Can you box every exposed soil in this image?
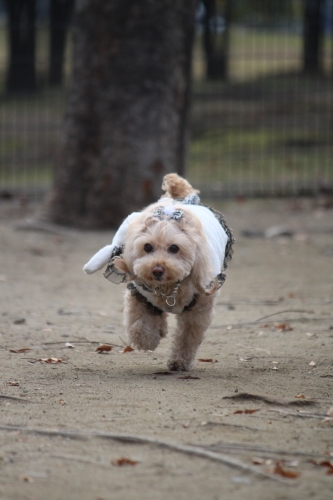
[0,197,333,500]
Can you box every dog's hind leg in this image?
[124,289,168,351]
[167,294,215,371]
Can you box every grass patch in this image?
[188,127,333,190]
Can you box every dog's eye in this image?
[168,244,179,254]
[144,243,154,253]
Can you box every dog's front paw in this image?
[167,358,193,372]
[128,325,161,352]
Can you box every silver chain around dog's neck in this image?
[154,280,181,308]
[136,280,182,309]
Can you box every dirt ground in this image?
[0,196,332,500]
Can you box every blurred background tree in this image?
[47,0,197,228]
[4,0,73,92]
[5,0,37,92]
[303,0,325,74]
[0,0,332,216]
[200,0,232,80]
[49,0,74,86]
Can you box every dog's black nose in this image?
[152,266,164,278]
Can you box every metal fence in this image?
[0,6,332,202]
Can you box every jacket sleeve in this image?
[83,212,140,274]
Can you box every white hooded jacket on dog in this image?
[83,200,229,279]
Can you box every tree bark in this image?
[49,0,74,86]
[47,0,197,228]
[5,0,37,92]
[303,0,325,74]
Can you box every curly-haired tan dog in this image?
[84,174,234,371]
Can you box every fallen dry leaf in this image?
[276,323,294,332]
[272,461,300,479]
[111,457,138,466]
[9,348,32,353]
[311,459,333,474]
[234,409,259,415]
[96,344,112,353]
[198,358,218,363]
[177,375,200,380]
[311,459,333,467]
[21,475,34,483]
[39,358,63,363]
[295,394,305,399]
[122,345,134,353]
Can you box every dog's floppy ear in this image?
[113,256,131,276]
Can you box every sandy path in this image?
[0,197,332,500]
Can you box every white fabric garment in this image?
[83,201,229,277]
[180,204,228,276]
[83,211,140,274]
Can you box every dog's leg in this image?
[124,289,168,351]
[167,294,215,371]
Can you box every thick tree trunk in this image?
[5,0,37,92]
[47,0,197,228]
[202,0,231,80]
[49,0,74,86]
[303,0,324,74]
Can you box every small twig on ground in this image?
[254,309,314,323]
[0,424,290,483]
[206,442,328,460]
[222,393,316,407]
[210,316,333,330]
[51,454,111,467]
[0,394,30,402]
[268,409,327,419]
[118,336,127,347]
[201,421,262,432]
[218,300,285,306]
[41,340,124,349]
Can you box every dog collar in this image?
[127,282,198,315]
[136,280,182,310]
[154,280,181,308]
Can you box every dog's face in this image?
[129,220,196,284]
[114,207,213,291]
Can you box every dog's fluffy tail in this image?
[161,173,200,200]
